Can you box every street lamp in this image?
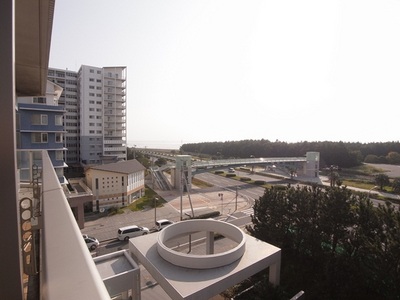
[154,197,158,224]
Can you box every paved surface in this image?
[81,184,252,242]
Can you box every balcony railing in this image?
[40,151,109,299]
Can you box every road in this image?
[85,168,399,255]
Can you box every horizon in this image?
[128,138,400,150]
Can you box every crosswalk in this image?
[241,207,254,216]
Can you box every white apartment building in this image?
[48,65,127,168]
[47,68,80,167]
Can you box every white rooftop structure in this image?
[129,219,281,300]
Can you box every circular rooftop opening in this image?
[157,219,246,269]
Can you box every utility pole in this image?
[154,197,158,225]
[235,186,238,211]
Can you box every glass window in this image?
[55,133,63,143]
[56,150,63,160]
[31,114,48,125]
[55,115,63,126]
[31,133,48,143]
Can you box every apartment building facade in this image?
[78,65,127,165]
[47,65,127,169]
[16,81,67,183]
[47,68,80,168]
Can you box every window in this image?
[55,133,63,143]
[89,123,94,126]
[89,108,94,111]
[31,114,48,125]
[89,93,95,96]
[97,70,101,74]
[56,150,63,160]
[32,133,48,143]
[89,85,95,89]
[96,79,102,83]
[90,69,94,73]
[55,115,63,125]
[33,97,46,104]
[89,78,94,82]
[89,130,95,134]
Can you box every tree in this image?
[392,177,400,194]
[155,157,167,167]
[245,185,400,299]
[386,151,400,164]
[374,173,390,190]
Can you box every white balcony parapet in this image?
[104,147,126,152]
[41,151,109,299]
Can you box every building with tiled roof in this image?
[85,159,146,212]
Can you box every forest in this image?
[180,140,400,168]
[224,185,400,300]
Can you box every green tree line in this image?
[239,185,400,300]
[180,140,400,168]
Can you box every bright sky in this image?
[49,0,400,149]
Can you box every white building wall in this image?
[48,68,80,165]
[78,65,127,165]
[86,169,144,212]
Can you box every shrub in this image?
[254,180,266,185]
[240,177,251,182]
[186,211,221,219]
[215,170,224,174]
[226,173,236,178]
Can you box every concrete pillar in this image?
[268,253,281,286]
[206,231,214,254]
[0,1,24,298]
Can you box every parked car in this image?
[228,168,235,173]
[155,219,175,231]
[83,234,99,251]
[117,225,149,241]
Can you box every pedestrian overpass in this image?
[147,151,320,192]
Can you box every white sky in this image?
[49,0,400,148]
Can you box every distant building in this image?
[85,159,145,212]
[47,68,80,168]
[47,65,127,171]
[16,80,67,183]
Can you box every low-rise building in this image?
[85,159,146,212]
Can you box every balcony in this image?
[28,151,109,299]
[104,146,126,152]
[103,139,125,145]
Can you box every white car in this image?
[117,225,150,241]
[155,219,175,231]
[83,234,99,251]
